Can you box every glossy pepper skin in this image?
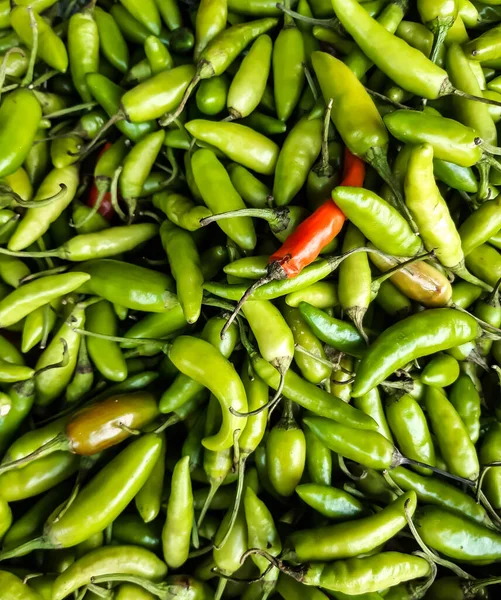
[285,491,416,562]
[352,309,479,397]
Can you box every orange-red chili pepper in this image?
[221,149,365,334]
[269,148,365,277]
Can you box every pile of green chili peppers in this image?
[2,0,501,598]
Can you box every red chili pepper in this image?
[221,149,366,334]
[269,147,365,277]
[86,143,114,221]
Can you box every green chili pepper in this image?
[479,422,501,510]
[298,302,366,358]
[344,0,407,80]
[86,300,127,382]
[296,482,366,521]
[385,393,436,474]
[186,120,279,175]
[68,10,99,103]
[465,243,501,287]
[384,109,483,167]
[11,6,68,72]
[194,0,228,60]
[0,272,89,328]
[51,545,167,600]
[0,89,42,180]
[313,51,408,213]
[243,299,295,400]
[35,304,84,406]
[162,455,193,569]
[244,487,281,599]
[266,400,305,497]
[352,309,479,397]
[273,1,305,121]
[66,338,93,404]
[112,514,161,550]
[415,505,501,563]
[459,196,501,256]
[0,434,163,559]
[0,571,45,599]
[213,496,249,598]
[353,388,393,442]
[168,335,247,451]
[3,486,70,550]
[159,220,203,324]
[264,551,430,595]
[425,386,479,480]
[283,304,330,384]
[159,316,237,415]
[0,451,79,502]
[286,282,338,309]
[120,130,165,208]
[285,490,416,562]
[94,6,129,73]
[304,422,332,485]
[405,143,480,283]
[273,116,322,206]
[421,354,460,387]
[86,73,157,141]
[390,466,491,526]
[8,166,78,251]
[338,224,371,341]
[374,280,411,319]
[446,43,497,154]
[75,259,176,312]
[333,187,420,256]
[118,0,161,35]
[196,74,229,116]
[227,35,272,119]
[192,149,256,249]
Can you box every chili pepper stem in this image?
[451,262,493,291]
[0,536,52,560]
[338,455,366,481]
[429,21,453,65]
[316,99,334,178]
[213,455,247,551]
[303,63,318,102]
[366,147,419,234]
[403,498,474,579]
[478,489,501,531]
[22,7,38,87]
[197,480,223,530]
[159,73,201,128]
[220,262,287,337]
[0,182,67,208]
[91,574,168,596]
[452,304,501,337]
[396,453,476,488]
[276,3,339,30]
[200,207,290,233]
[0,48,24,101]
[71,181,109,229]
[451,88,501,108]
[79,112,126,157]
[476,160,491,202]
[214,575,228,600]
[0,433,70,475]
[71,327,170,351]
[365,87,410,111]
